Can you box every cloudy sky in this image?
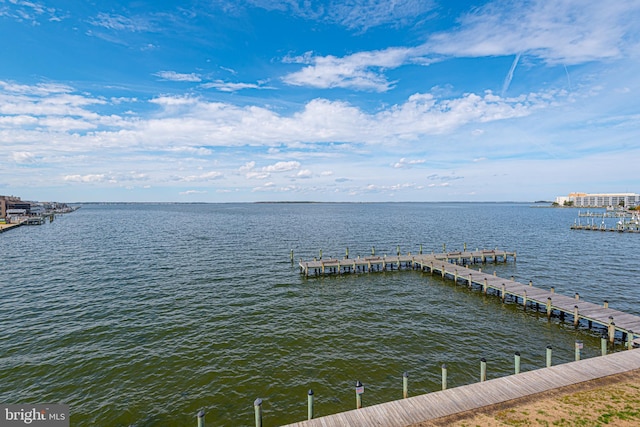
[1,0,639,202]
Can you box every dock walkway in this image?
[299,249,639,345]
[282,349,640,427]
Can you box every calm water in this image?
[1,203,639,426]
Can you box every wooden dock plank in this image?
[282,350,640,427]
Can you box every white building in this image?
[556,192,640,208]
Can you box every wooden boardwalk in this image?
[299,249,639,346]
[282,348,640,427]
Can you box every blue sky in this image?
[1,0,639,202]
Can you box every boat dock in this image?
[299,249,639,346]
[570,223,640,233]
[289,248,640,426]
[282,348,640,427]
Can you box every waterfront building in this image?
[555,192,640,208]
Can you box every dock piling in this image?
[546,346,552,367]
[355,380,363,409]
[601,335,608,356]
[575,341,583,361]
[480,358,487,382]
[514,352,521,374]
[254,398,263,427]
[441,364,447,390]
[608,317,615,343]
[197,410,205,427]
[307,389,314,420]
[402,372,408,399]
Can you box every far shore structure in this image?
[555,192,640,208]
[0,194,76,232]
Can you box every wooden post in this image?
[551,286,555,294]
[397,245,400,256]
[319,249,322,259]
[372,246,375,256]
[197,410,205,427]
[575,340,582,361]
[514,352,521,374]
[575,292,580,301]
[608,317,615,343]
[501,283,506,303]
[441,364,447,390]
[355,380,363,409]
[523,290,528,310]
[604,300,609,308]
[601,335,608,356]
[442,243,446,253]
[345,247,349,259]
[546,297,552,319]
[546,346,552,367]
[254,398,263,427]
[628,331,634,350]
[402,372,408,399]
[573,305,580,327]
[290,249,294,264]
[454,269,458,283]
[419,244,423,254]
[464,242,467,251]
[307,390,314,420]
[529,280,532,287]
[483,278,488,294]
[480,358,487,382]
[468,273,472,288]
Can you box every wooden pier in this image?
[570,223,640,233]
[282,348,640,427]
[299,249,639,346]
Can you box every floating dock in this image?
[299,249,639,346]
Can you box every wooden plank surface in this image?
[282,349,640,427]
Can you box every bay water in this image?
[1,203,639,426]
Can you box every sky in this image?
[1,0,639,203]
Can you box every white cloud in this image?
[425,0,640,65]
[295,169,312,178]
[239,161,256,172]
[63,174,109,183]
[11,151,37,163]
[281,0,640,91]
[201,80,267,92]
[180,171,223,182]
[282,47,412,92]
[262,161,301,172]
[247,0,437,32]
[89,13,154,32]
[392,158,426,168]
[154,71,202,82]
[179,190,207,195]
